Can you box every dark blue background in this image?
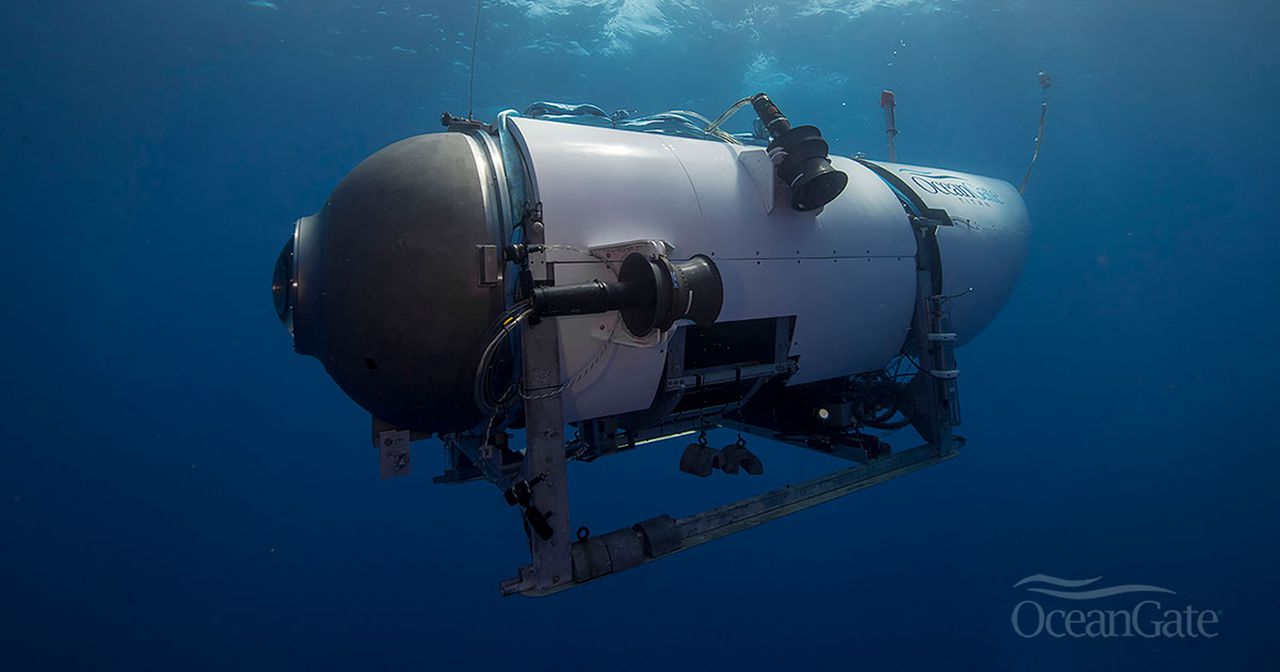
[2,0,1277,669]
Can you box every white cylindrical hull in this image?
[506,117,1028,423]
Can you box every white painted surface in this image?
[868,162,1031,345]
[507,118,1026,421]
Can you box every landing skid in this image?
[499,438,960,596]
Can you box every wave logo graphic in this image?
[1013,574,1176,600]
[897,168,964,180]
[1010,573,1219,639]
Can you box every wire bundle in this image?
[522,100,767,145]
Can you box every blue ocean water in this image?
[2,0,1277,669]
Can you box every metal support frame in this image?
[494,209,965,597]
[734,425,891,465]
[907,220,962,449]
[508,443,956,596]
[500,221,574,596]
[433,432,522,486]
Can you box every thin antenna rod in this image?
[880,90,898,162]
[1019,71,1053,194]
[467,0,482,120]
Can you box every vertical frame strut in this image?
[501,219,573,596]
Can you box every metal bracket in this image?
[475,244,502,286]
[375,429,412,480]
[587,239,672,271]
[738,149,776,214]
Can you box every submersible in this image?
[271,93,1030,595]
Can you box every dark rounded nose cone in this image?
[290,133,503,434]
[271,235,295,328]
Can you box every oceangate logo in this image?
[1010,574,1220,639]
[899,168,1005,206]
